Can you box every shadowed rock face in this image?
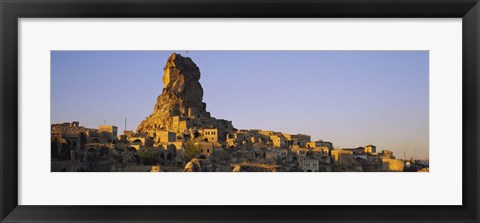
[137,53,235,139]
[161,53,204,114]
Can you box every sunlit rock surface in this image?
[137,53,235,140]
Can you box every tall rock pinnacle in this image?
[161,53,204,112]
[137,53,234,140]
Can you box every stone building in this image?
[364,144,376,153]
[293,147,309,159]
[128,135,153,147]
[196,141,214,158]
[381,158,404,171]
[311,147,329,157]
[98,125,118,142]
[258,130,274,137]
[270,134,286,148]
[343,147,365,155]
[275,148,288,159]
[200,128,218,142]
[152,130,176,145]
[380,150,395,159]
[331,149,354,167]
[51,121,86,151]
[226,130,252,148]
[307,140,333,150]
[301,159,320,172]
[158,144,177,164]
[291,134,311,147]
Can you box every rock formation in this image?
[137,53,235,141]
[183,158,201,172]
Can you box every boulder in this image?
[184,158,201,172]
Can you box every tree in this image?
[139,149,160,165]
[184,141,200,161]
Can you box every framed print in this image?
[1,0,479,222]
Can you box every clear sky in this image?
[51,50,429,160]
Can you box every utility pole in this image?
[125,117,127,132]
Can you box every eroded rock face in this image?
[161,53,204,115]
[184,158,201,172]
[232,165,242,172]
[137,53,235,140]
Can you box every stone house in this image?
[152,130,176,145]
[200,128,218,143]
[196,141,214,158]
[98,125,118,142]
[270,134,286,148]
[307,140,333,150]
[301,159,320,172]
[331,149,354,167]
[364,144,376,153]
[291,134,311,147]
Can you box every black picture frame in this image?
[1,0,479,222]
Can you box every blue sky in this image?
[51,50,429,159]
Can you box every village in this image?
[51,53,429,172]
[51,121,429,172]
